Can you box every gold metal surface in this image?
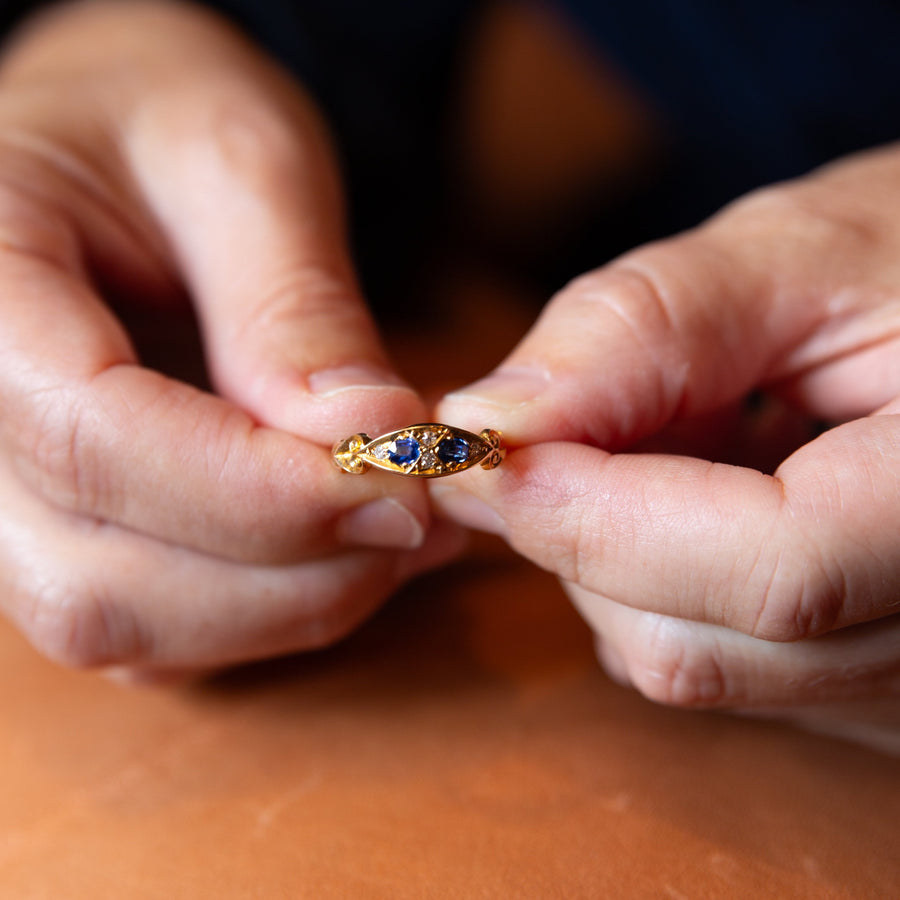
[333,424,505,477]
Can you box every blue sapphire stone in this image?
[437,437,469,465]
[389,437,420,466]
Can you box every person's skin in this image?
[436,144,900,752]
[0,0,466,677]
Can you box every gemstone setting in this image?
[419,429,442,447]
[419,449,439,469]
[387,436,420,466]
[437,437,469,465]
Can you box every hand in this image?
[0,0,461,677]
[436,144,900,751]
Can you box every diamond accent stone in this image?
[419,429,441,447]
[373,444,392,460]
[419,449,439,469]
[437,437,469,465]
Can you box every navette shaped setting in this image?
[332,424,505,478]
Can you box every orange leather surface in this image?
[1,537,898,899]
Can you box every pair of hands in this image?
[1,2,897,747]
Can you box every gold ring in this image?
[333,424,505,477]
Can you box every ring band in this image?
[333,424,505,477]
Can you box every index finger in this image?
[124,31,425,445]
[0,233,428,563]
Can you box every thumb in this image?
[438,228,778,449]
[438,152,900,448]
[128,74,423,444]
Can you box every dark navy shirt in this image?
[4,1,900,300]
[565,1,900,230]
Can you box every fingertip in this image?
[441,365,550,413]
[593,634,634,689]
[290,383,427,446]
[395,516,471,581]
[436,365,551,441]
[102,665,207,687]
[306,363,409,396]
[336,496,428,551]
[240,363,428,445]
[429,481,507,537]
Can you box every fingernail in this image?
[337,497,426,550]
[308,364,410,396]
[595,637,633,689]
[396,518,470,580]
[444,365,550,409]
[103,666,199,687]
[430,485,506,536]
